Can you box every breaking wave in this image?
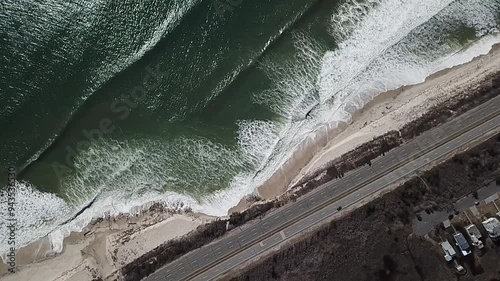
[3,0,500,258]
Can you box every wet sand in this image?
[5,43,500,281]
[254,43,500,203]
[0,208,215,281]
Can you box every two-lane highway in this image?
[144,93,500,281]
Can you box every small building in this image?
[482,217,500,241]
[454,260,466,274]
[453,232,472,256]
[465,224,482,239]
[442,219,451,229]
[465,224,484,249]
[439,240,456,262]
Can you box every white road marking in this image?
[161,105,500,281]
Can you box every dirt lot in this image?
[223,133,500,281]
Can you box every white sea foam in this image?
[133,0,200,61]
[11,0,200,172]
[6,0,500,258]
[319,0,455,104]
[0,182,71,261]
[238,0,500,203]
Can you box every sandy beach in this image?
[0,207,215,281]
[256,43,500,201]
[4,43,500,281]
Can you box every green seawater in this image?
[1,0,500,252]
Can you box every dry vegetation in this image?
[121,76,500,281]
[224,132,500,281]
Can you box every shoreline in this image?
[5,41,500,281]
[0,205,216,281]
[252,42,500,205]
[221,131,500,281]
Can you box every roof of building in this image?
[453,232,470,251]
[442,219,451,228]
[466,224,482,239]
[482,217,500,238]
[439,240,456,261]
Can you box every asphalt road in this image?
[144,93,500,281]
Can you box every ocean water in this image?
[1,0,500,256]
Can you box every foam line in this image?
[4,0,500,258]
